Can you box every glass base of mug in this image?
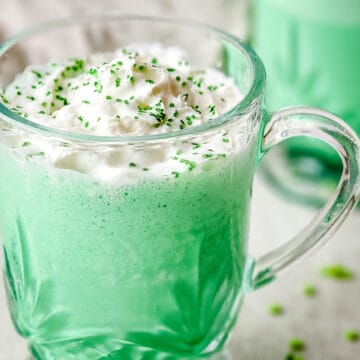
[29,343,233,360]
[260,144,341,208]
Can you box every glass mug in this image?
[250,0,360,205]
[0,15,359,360]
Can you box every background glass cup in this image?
[0,15,359,360]
[250,0,360,206]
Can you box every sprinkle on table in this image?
[303,284,317,298]
[345,330,359,343]
[284,354,304,360]
[268,303,284,316]
[319,264,354,280]
[289,338,305,352]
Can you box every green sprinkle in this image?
[175,76,181,82]
[192,143,201,149]
[22,141,31,147]
[78,116,84,122]
[89,68,98,76]
[16,90,22,96]
[171,171,180,178]
[82,100,91,104]
[151,58,158,65]
[320,264,354,280]
[173,110,179,118]
[203,153,214,159]
[176,149,183,156]
[129,162,137,167]
[142,167,149,172]
[180,159,196,172]
[26,96,35,101]
[181,81,187,87]
[105,95,112,100]
[145,79,155,84]
[46,91,51,96]
[216,153,226,159]
[55,94,69,106]
[41,102,47,108]
[195,78,204,88]
[129,76,136,85]
[138,104,151,112]
[345,330,359,342]
[113,77,121,87]
[303,284,316,298]
[84,121,89,128]
[191,105,202,114]
[289,338,305,352]
[31,70,42,79]
[284,354,304,360]
[169,103,175,108]
[186,116,193,125]
[223,138,230,143]
[38,151,45,157]
[133,63,148,73]
[268,303,284,316]
[221,97,226,102]
[208,104,216,115]
[93,81,103,94]
[167,67,176,72]
[207,85,218,91]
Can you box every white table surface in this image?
[1,174,360,360]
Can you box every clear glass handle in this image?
[249,106,360,290]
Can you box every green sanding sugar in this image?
[268,303,284,316]
[345,330,359,342]
[303,284,317,298]
[319,264,354,280]
[284,354,304,360]
[289,338,305,352]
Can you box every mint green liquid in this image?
[0,140,255,359]
[252,0,360,172]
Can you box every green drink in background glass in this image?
[251,0,360,205]
[0,15,360,360]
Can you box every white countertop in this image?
[1,175,360,360]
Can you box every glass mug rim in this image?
[0,14,266,144]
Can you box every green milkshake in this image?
[0,40,258,359]
[251,0,360,185]
[0,137,255,359]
